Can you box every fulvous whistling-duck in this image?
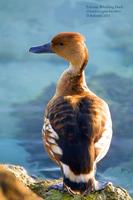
[29,32,112,195]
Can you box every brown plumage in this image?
[30,32,112,195]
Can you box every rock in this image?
[0,164,132,200]
[0,165,42,200]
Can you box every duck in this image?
[29,32,113,195]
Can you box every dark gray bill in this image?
[29,42,54,53]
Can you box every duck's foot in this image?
[48,182,64,192]
[95,180,112,191]
[82,178,95,195]
[48,180,112,195]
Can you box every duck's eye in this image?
[59,42,64,46]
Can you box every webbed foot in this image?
[48,182,64,191]
[95,180,112,191]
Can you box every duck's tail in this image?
[61,162,95,194]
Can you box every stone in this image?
[0,164,132,200]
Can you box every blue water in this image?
[0,0,133,195]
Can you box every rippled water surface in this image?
[0,0,133,195]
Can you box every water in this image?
[0,0,133,196]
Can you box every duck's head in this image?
[29,32,88,71]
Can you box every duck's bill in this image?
[29,42,54,53]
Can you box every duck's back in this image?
[42,94,112,188]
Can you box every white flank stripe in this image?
[47,137,57,144]
[51,144,63,155]
[49,130,59,140]
[43,118,59,140]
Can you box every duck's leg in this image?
[83,179,111,196]
[93,163,112,191]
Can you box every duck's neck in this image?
[55,63,89,96]
[55,45,89,96]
